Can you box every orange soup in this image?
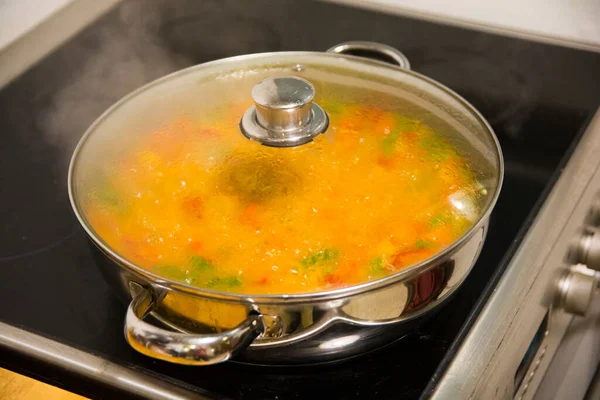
[85,103,483,294]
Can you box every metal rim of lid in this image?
[68,50,503,303]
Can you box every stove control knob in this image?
[568,228,600,271]
[585,193,600,227]
[556,266,597,316]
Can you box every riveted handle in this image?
[124,288,267,365]
[327,41,411,70]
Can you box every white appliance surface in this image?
[323,0,600,50]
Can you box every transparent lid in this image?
[70,52,502,294]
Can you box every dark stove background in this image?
[1,1,599,399]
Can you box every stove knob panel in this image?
[585,193,600,227]
[568,228,600,271]
[556,266,597,316]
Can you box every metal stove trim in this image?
[0,321,209,400]
[431,108,600,399]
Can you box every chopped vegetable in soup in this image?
[85,101,484,294]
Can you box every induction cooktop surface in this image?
[1,1,599,399]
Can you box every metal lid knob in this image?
[240,76,329,147]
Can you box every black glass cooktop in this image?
[1,1,599,399]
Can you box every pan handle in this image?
[326,41,411,70]
[124,288,266,365]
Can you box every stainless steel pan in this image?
[69,42,503,366]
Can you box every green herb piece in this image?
[190,256,213,272]
[184,256,215,285]
[380,116,419,156]
[92,183,129,213]
[460,164,479,186]
[419,133,455,162]
[206,277,219,287]
[95,185,120,205]
[430,214,447,228]
[320,100,344,116]
[153,265,186,281]
[301,248,340,267]
[323,263,336,274]
[415,239,431,249]
[370,257,386,275]
[381,131,402,156]
[395,116,418,133]
[90,181,127,213]
[207,275,243,288]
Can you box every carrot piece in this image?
[403,131,418,142]
[182,197,204,219]
[372,112,397,138]
[199,128,218,136]
[323,261,356,286]
[240,203,259,228]
[391,249,434,269]
[324,274,343,285]
[377,156,395,169]
[189,240,203,252]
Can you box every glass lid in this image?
[69,52,502,295]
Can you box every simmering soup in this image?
[85,101,484,294]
